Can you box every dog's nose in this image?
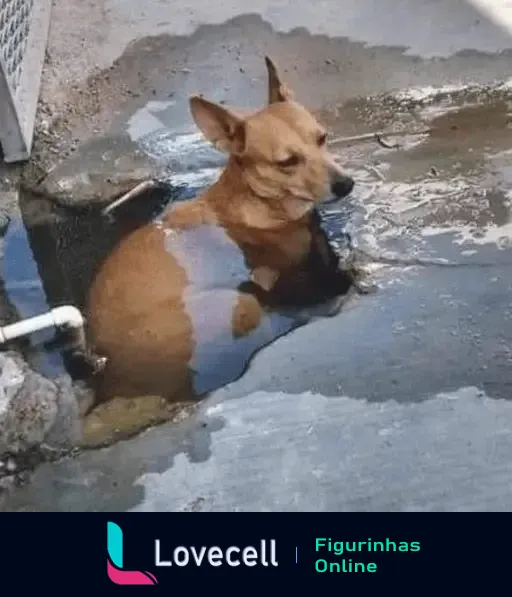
[330,175,354,198]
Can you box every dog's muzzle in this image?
[330,173,354,199]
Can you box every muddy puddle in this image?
[4,79,512,459]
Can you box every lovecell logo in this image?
[107,522,158,585]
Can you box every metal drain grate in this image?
[0,0,51,163]
[0,0,34,92]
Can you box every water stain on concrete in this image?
[22,13,512,185]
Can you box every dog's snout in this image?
[330,175,354,198]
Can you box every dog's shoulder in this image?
[162,197,214,230]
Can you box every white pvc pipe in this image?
[0,306,85,345]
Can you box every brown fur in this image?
[85,57,357,412]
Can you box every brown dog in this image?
[83,57,358,439]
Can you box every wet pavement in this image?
[2,0,512,510]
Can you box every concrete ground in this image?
[3,0,512,510]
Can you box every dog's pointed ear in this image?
[265,56,293,104]
[189,96,246,155]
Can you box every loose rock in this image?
[0,351,86,465]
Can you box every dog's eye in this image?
[276,154,300,168]
[317,132,327,146]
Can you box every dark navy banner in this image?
[0,514,504,589]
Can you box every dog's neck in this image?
[202,156,313,230]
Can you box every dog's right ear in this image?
[189,96,246,155]
[265,56,294,104]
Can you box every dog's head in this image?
[189,57,354,221]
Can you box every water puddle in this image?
[1,219,64,379]
[4,78,512,454]
[3,158,361,450]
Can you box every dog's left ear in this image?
[265,56,294,104]
[189,96,246,155]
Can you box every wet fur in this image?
[84,57,359,413]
